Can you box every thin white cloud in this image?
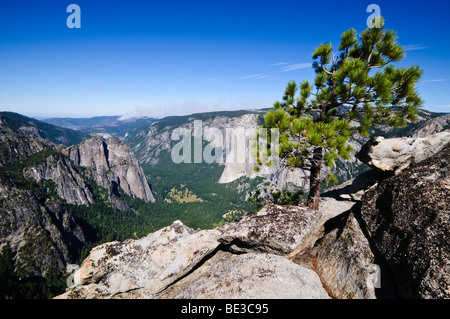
[280,63,311,72]
[404,44,429,51]
[269,62,290,67]
[241,74,270,79]
[419,79,445,83]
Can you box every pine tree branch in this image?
[368,58,393,69]
[367,44,375,65]
[322,68,333,76]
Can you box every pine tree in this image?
[261,19,423,209]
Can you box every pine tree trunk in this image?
[307,147,323,210]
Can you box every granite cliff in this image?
[67,135,155,205]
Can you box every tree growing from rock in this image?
[259,19,423,209]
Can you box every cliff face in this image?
[6,134,155,209]
[25,153,94,206]
[361,143,450,298]
[56,132,450,299]
[67,135,155,203]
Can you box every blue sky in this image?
[0,0,449,118]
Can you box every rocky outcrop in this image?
[356,131,450,173]
[218,204,322,255]
[159,251,329,299]
[280,193,386,299]
[67,135,155,203]
[308,133,450,299]
[56,205,331,299]
[56,135,450,299]
[308,210,381,299]
[360,143,450,298]
[65,221,220,298]
[59,194,396,299]
[322,169,392,202]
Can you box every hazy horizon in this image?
[1,0,449,119]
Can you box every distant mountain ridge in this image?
[42,115,158,140]
[0,111,89,146]
[42,116,122,130]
